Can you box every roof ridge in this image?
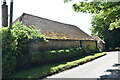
[22,13,77,27]
[21,13,93,39]
[76,26,92,38]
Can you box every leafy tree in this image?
[73,2,120,29]
[71,1,120,50]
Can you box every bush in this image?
[57,50,64,53]
[9,52,106,78]
[2,28,17,77]
[50,50,57,54]
[1,21,47,77]
[28,47,83,66]
[65,50,70,53]
[27,46,100,68]
[81,45,100,54]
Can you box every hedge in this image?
[9,52,106,78]
[28,47,99,67]
[1,21,47,77]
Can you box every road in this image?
[47,51,119,78]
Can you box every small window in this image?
[80,40,82,47]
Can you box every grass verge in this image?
[9,52,106,79]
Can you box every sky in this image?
[1,0,92,35]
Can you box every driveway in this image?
[47,51,119,78]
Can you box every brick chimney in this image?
[2,0,8,27]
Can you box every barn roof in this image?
[14,13,94,40]
[93,36,105,43]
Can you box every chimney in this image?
[2,0,8,27]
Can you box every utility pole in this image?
[9,0,13,29]
[2,0,8,27]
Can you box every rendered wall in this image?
[29,39,80,52]
[82,40,97,48]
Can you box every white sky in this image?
[1,0,92,35]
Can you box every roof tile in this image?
[14,13,94,40]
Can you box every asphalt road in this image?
[47,51,119,78]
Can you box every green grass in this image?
[9,52,106,79]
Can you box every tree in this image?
[73,2,120,29]
[72,1,120,50]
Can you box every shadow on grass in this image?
[99,63,120,80]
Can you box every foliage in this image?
[1,28,17,77]
[7,45,99,74]
[83,45,99,53]
[29,47,84,66]
[9,52,106,78]
[72,1,120,50]
[109,19,120,30]
[50,52,106,74]
[65,50,70,53]
[1,21,47,77]
[72,1,120,31]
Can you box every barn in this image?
[14,13,98,51]
[93,36,105,51]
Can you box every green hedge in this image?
[1,21,47,77]
[9,52,106,78]
[2,29,17,77]
[16,47,85,70]
[29,47,83,66]
[28,46,99,66]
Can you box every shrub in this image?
[65,50,70,53]
[57,50,64,53]
[76,47,82,51]
[70,48,73,51]
[81,45,99,54]
[28,47,85,66]
[9,52,106,78]
[1,21,47,77]
[50,50,57,54]
[1,28,17,77]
